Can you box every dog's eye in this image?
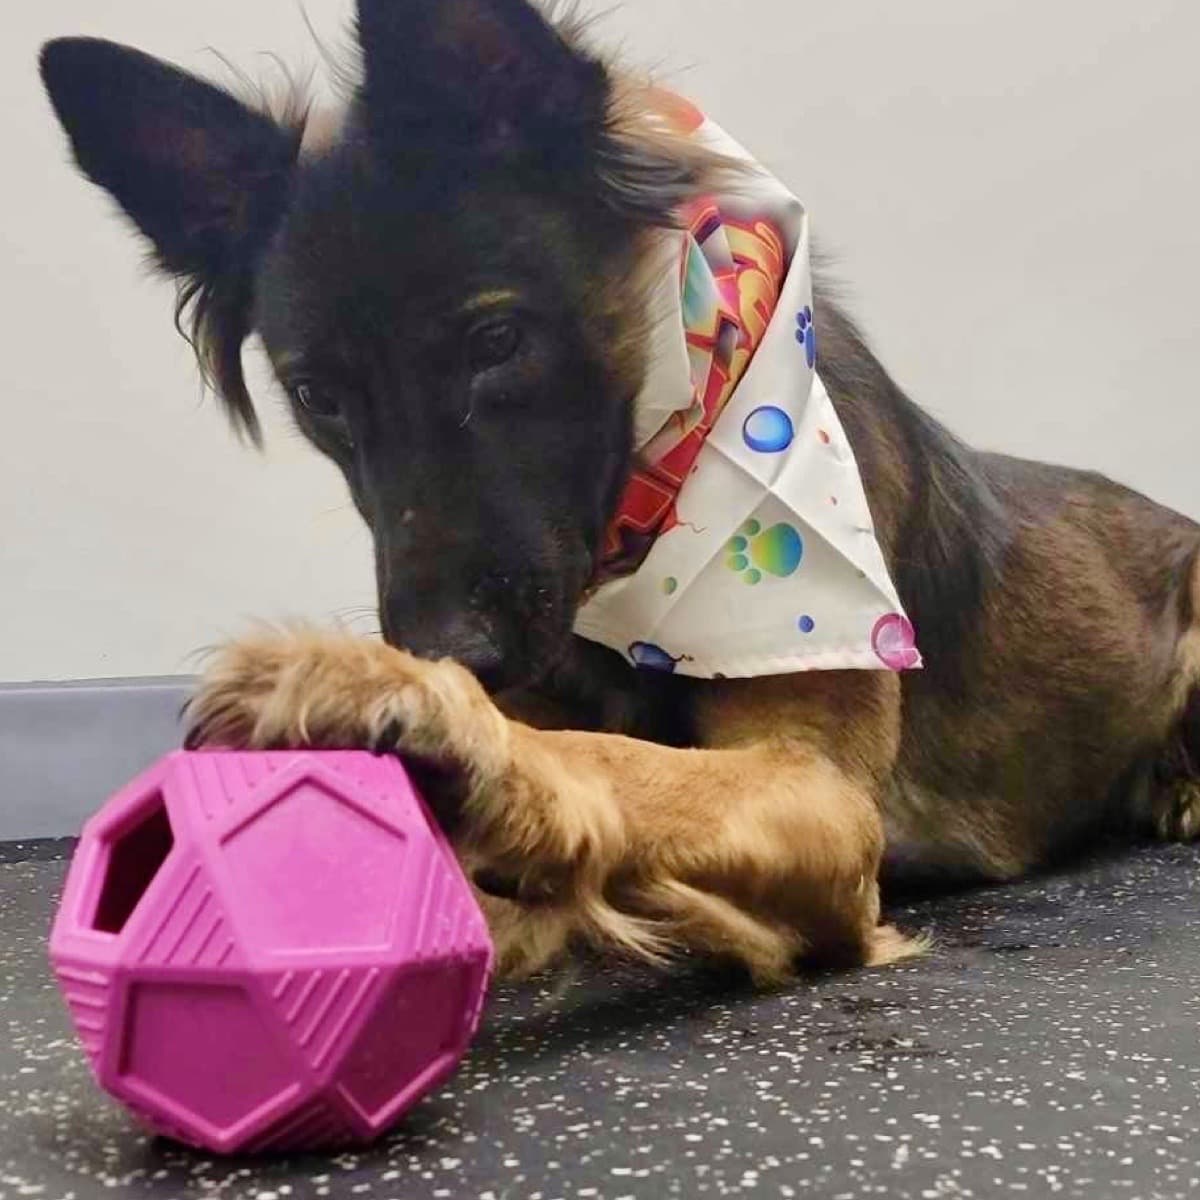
[467,318,522,371]
[290,382,340,419]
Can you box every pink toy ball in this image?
[49,750,494,1155]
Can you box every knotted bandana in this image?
[574,95,920,679]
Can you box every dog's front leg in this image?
[186,630,918,983]
[488,723,920,982]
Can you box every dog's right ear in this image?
[39,37,299,283]
[39,38,303,440]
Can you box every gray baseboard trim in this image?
[0,677,194,840]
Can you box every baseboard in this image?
[0,677,193,840]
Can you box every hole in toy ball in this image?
[92,794,174,934]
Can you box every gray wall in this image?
[0,679,190,838]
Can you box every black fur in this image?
[38,5,1013,707]
[38,4,706,691]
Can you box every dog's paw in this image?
[1151,778,1200,842]
[185,629,622,923]
[184,628,511,787]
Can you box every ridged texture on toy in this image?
[48,750,493,1154]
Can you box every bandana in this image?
[574,95,920,679]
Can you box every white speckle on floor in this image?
[2,846,1200,1198]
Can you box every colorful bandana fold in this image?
[574,96,921,680]
[596,193,787,580]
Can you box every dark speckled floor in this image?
[3,843,1200,1200]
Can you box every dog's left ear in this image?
[357,0,608,159]
[356,0,722,224]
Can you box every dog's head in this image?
[40,0,722,691]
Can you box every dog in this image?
[39,0,1200,984]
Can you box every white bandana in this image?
[574,103,920,679]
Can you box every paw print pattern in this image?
[726,520,805,585]
[795,305,816,369]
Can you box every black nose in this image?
[381,609,509,691]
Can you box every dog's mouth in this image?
[378,590,581,696]
[376,532,597,694]
[379,625,572,696]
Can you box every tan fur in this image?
[1173,555,1200,711]
[176,4,1200,988]
[300,108,346,157]
[183,469,1200,984]
[604,76,746,194]
[187,630,924,984]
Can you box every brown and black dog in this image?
[39,0,1200,983]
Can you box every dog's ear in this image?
[355,0,609,159]
[39,37,303,441]
[355,0,728,224]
